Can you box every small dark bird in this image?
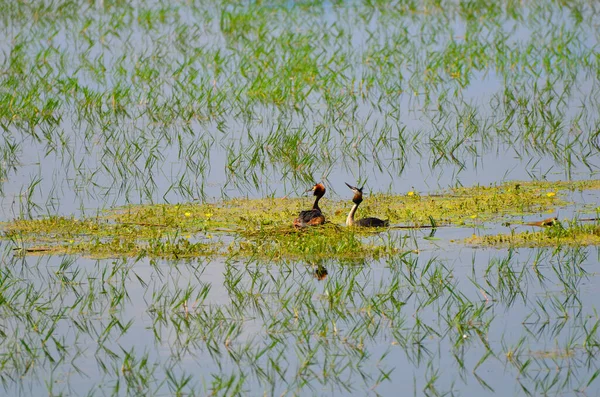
[526,217,558,227]
[294,183,326,228]
[345,183,389,227]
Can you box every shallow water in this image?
[1,0,600,395]
[1,236,599,396]
[1,0,598,219]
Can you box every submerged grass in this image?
[1,1,600,396]
[2,180,598,258]
[1,0,599,216]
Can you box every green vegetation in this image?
[466,221,600,248]
[4,180,597,258]
[0,0,599,395]
[1,0,599,211]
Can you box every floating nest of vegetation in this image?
[2,180,600,259]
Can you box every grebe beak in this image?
[345,182,363,192]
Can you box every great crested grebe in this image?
[345,183,389,228]
[294,183,326,228]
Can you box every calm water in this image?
[2,237,599,396]
[1,0,599,395]
[0,1,598,219]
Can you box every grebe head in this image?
[345,182,364,204]
[307,183,326,197]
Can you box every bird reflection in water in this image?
[312,263,328,281]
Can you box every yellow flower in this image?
[407,191,415,196]
[184,212,191,217]
[546,192,556,197]
[470,214,477,219]
[205,212,213,219]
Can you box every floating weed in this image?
[233,224,398,261]
[466,222,600,248]
[2,179,598,258]
[529,347,576,359]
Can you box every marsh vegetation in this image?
[0,0,599,395]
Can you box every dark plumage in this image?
[294,183,326,228]
[345,183,389,228]
[354,217,389,227]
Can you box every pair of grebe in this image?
[293,183,389,228]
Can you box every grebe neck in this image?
[346,202,360,226]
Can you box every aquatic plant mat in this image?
[3,180,600,259]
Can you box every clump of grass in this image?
[111,198,297,230]
[74,236,218,259]
[232,224,399,261]
[4,216,166,241]
[465,222,600,248]
[380,180,569,225]
[10,234,218,259]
